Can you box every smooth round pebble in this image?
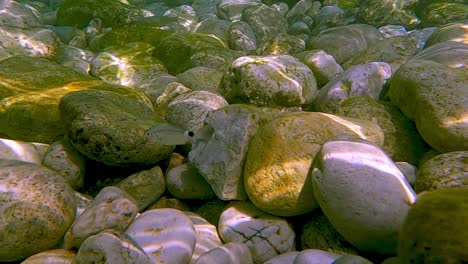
[0,138,42,164]
[76,230,151,264]
[265,251,300,264]
[166,162,216,200]
[310,138,417,254]
[63,186,138,249]
[125,208,197,264]
[331,254,373,264]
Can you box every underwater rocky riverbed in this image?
[0,0,467,263]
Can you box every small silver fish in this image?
[145,123,195,145]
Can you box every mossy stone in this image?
[398,189,468,263]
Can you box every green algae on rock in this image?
[59,89,174,166]
[424,20,468,48]
[154,32,241,75]
[388,41,468,153]
[306,24,383,64]
[419,3,468,27]
[0,56,152,143]
[56,0,145,28]
[398,188,468,263]
[414,151,468,193]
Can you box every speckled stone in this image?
[218,201,296,263]
[388,41,468,152]
[242,4,287,47]
[43,139,86,189]
[310,138,417,254]
[414,151,468,192]
[398,189,468,263]
[0,160,76,262]
[244,111,384,216]
[146,195,191,211]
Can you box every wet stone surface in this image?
[0,0,467,262]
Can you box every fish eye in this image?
[187,131,195,137]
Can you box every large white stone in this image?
[310,138,417,254]
[125,208,197,264]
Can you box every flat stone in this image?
[310,138,417,254]
[218,201,296,263]
[244,111,384,216]
[189,104,283,200]
[0,160,76,262]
